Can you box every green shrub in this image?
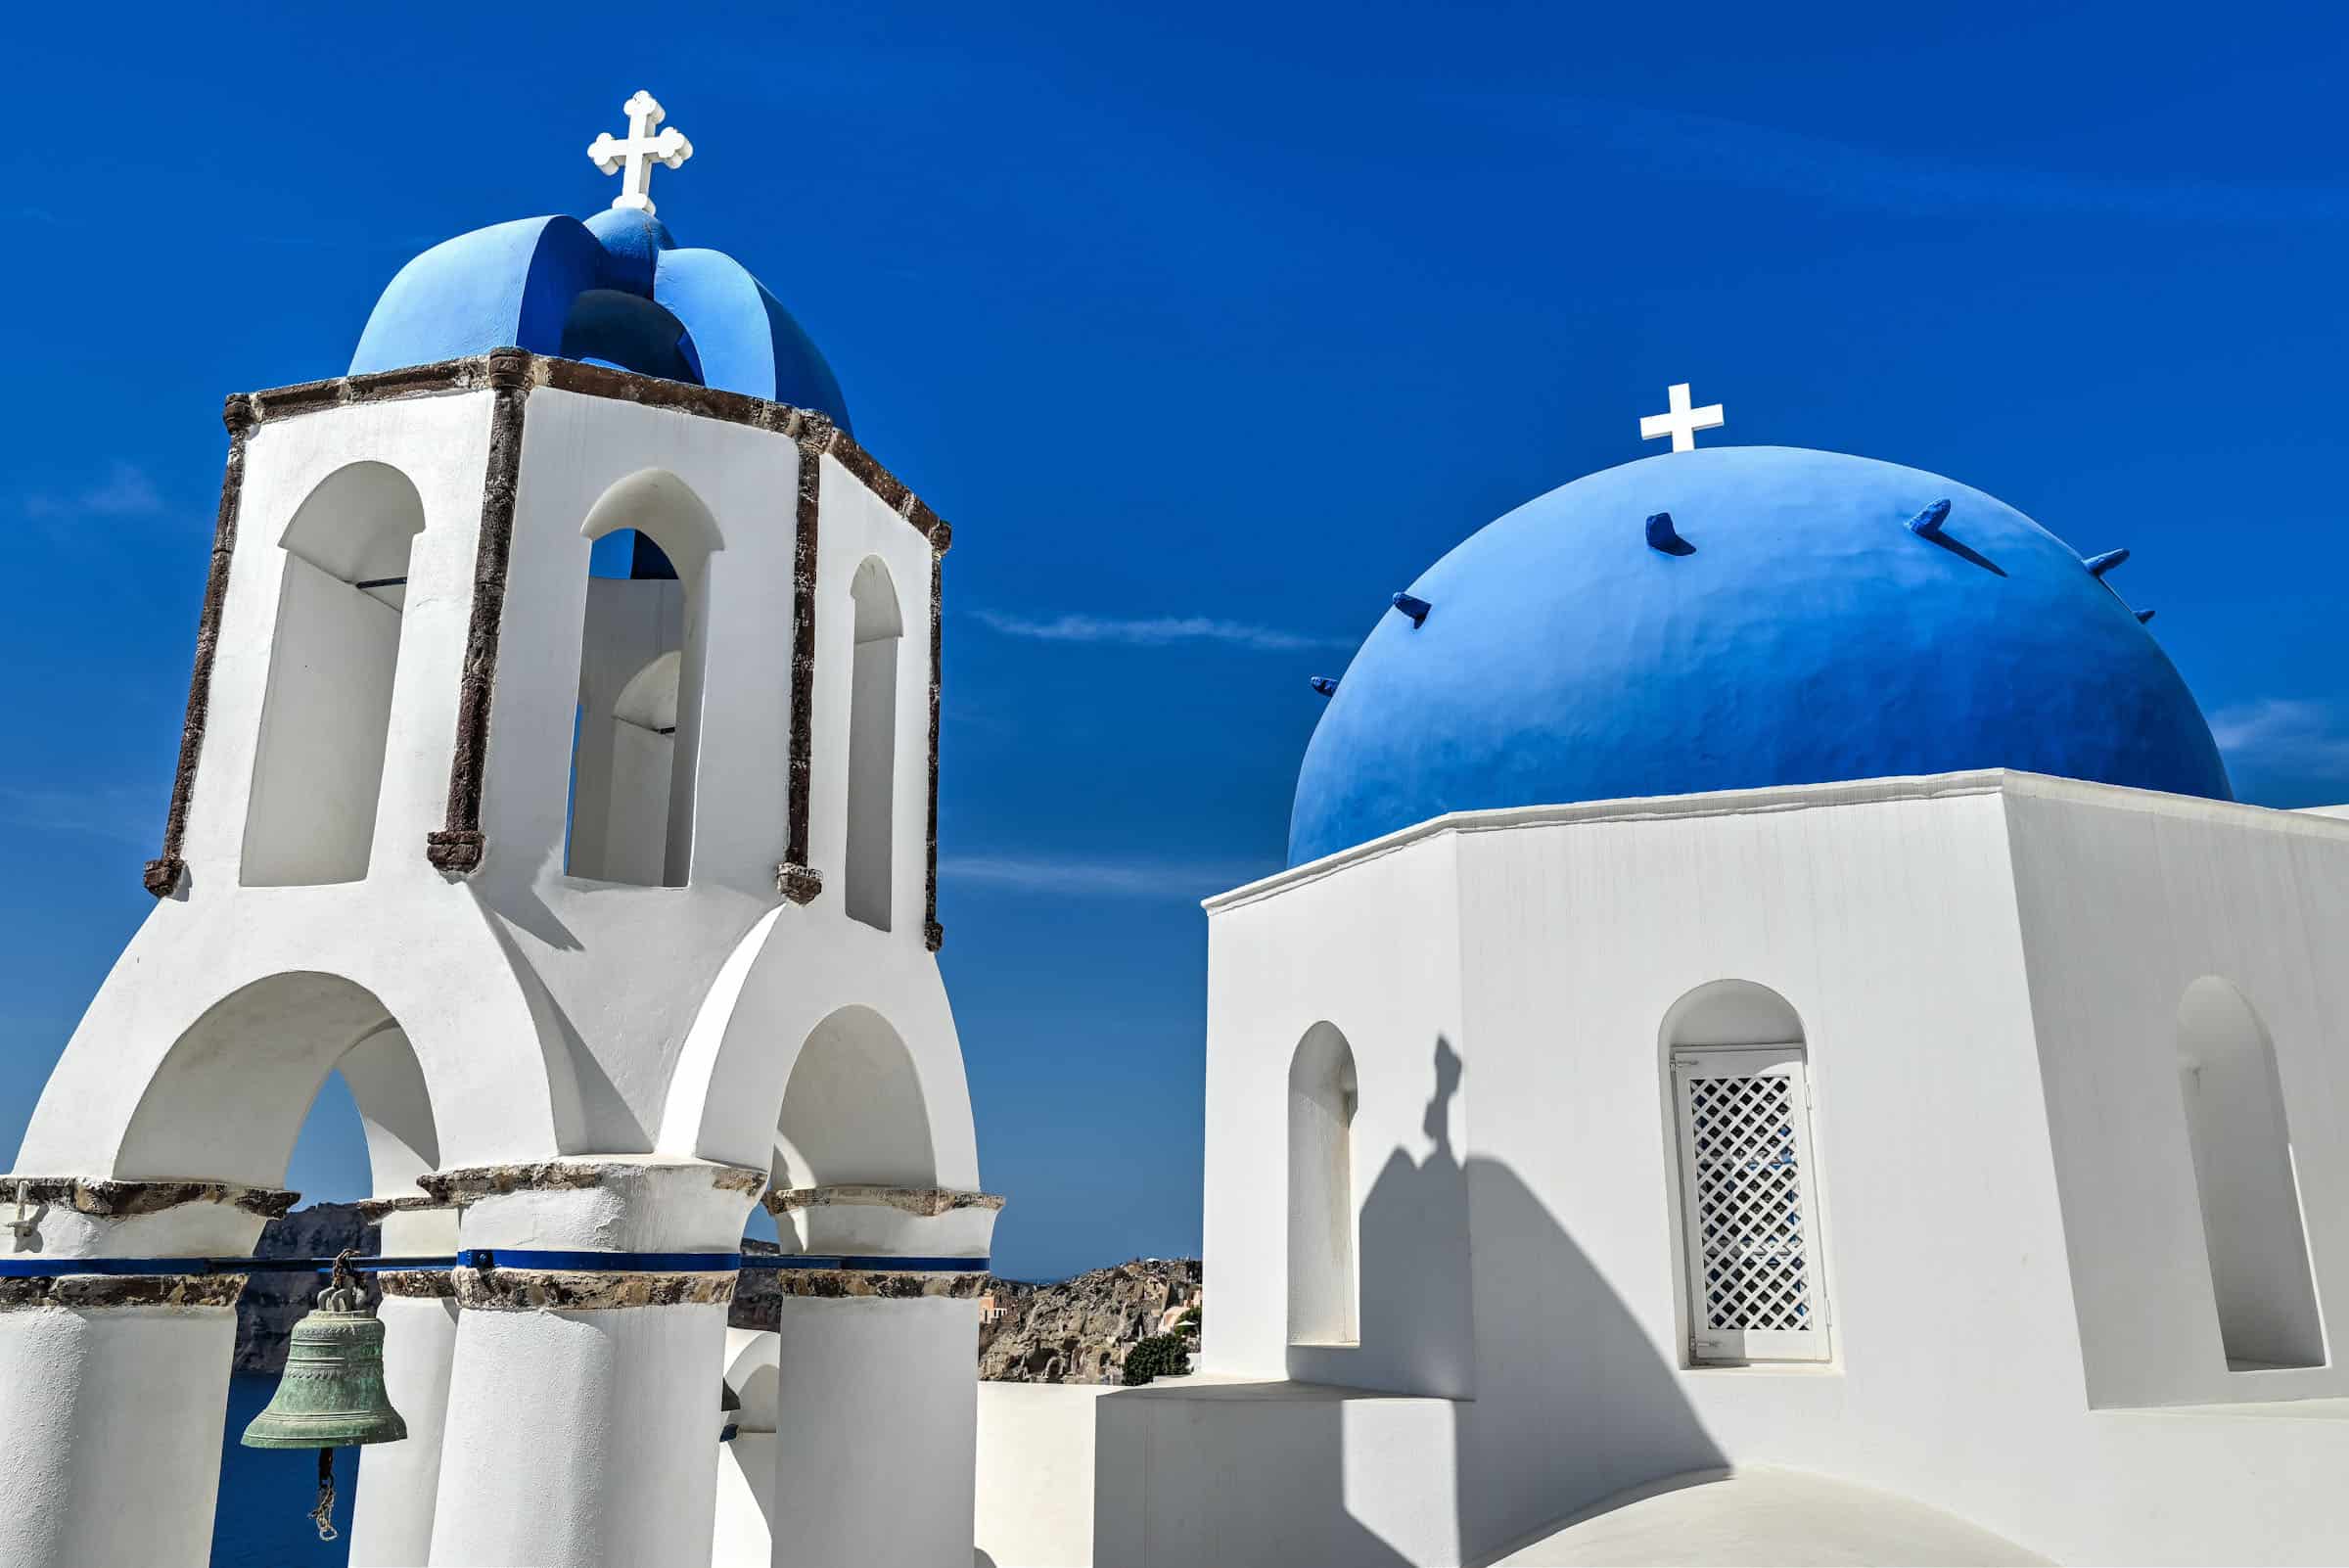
[1121,1333,1191,1386]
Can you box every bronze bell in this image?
[243,1251,407,1540]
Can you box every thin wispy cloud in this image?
[941,853,1275,898]
[974,609,1350,653]
[1485,97,2349,226]
[0,784,161,847]
[23,463,166,521]
[2210,699,2349,781]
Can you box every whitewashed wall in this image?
[1203,831,1471,1397]
[1132,773,2349,1567]
[20,383,972,1192]
[15,391,577,1181]
[2004,776,2349,1409]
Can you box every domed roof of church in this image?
[1289,444,2232,866]
[350,206,852,430]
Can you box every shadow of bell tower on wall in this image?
[1337,1035,1476,1399]
[1345,1036,1730,1560]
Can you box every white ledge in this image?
[1206,769,2349,914]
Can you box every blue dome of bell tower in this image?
[1289,445,2232,866]
[349,191,851,428]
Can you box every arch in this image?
[566,470,724,886]
[2176,977,2325,1368]
[1288,1022,1359,1346]
[845,557,903,932]
[1659,980,1830,1362]
[558,288,706,385]
[651,909,981,1186]
[774,1004,937,1190]
[338,1021,442,1196]
[1662,978,1807,1050]
[242,462,425,887]
[115,973,438,1197]
[17,909,582,1184]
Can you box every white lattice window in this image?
[1672,1045,1831,1363]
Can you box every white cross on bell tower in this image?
[587,91,694,216]
[1639,382,1727,453]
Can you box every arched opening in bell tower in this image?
[242,462,425,887]
[564,470,723,886]
[844,557,902,931]
[773,1003,937,1190]
[113,972,451,1557]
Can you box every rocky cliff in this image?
[234,1202,379,1375]
[734,1247,1202,1384]
[240,1214,1200,1388]
[977,1258,1202,1384]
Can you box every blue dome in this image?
[1289,445,2231,865]
[349,208,851,429]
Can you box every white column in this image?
[713,1329,781,1568]
[770,1290,981,1568]
[349,1200,461,1568]
[425,1159,762,1568]
[0,1177,287,1568]
[763,1185,1001,1568]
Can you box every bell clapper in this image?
[312,1448,339,1543]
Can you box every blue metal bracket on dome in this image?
[1309,676,1339,697]
[1390,592,1432,627]
[2083,548,2131,577]
[742,1254,990,1273]
[1645,512,1694,555]
[2137,607,2157,623]
[1907,499,1951,539]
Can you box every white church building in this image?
[1075,411,2349,1565]
[7,94,2349,1568]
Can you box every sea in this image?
[213,1376,354,1567]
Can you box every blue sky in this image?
[5,3,2346,1280]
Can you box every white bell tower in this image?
[3,100,997,1568]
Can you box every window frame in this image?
[1670,1042,1833,1365]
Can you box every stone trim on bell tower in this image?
[140,352,952,928]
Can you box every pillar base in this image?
[0,1176,286,1568]
[350,1199,461,1568]
[770,1288,982,1568]
[423,1159,761,1568]
[757,1186,1000,1568]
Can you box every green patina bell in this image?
[243,1252,409,1450]
[243,1251,407,1542]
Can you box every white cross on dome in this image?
[587,91,694,216]
[1639,382,1727,453]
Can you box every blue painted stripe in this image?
[743,1255,990,1273]
[459,1249,741,1273]
[0,1257,227,1278]
[0,1255,454,1278]
[0,1250,991,1278]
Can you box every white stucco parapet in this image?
[1207,767,2349,913]
[1166,763,2349,1565]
